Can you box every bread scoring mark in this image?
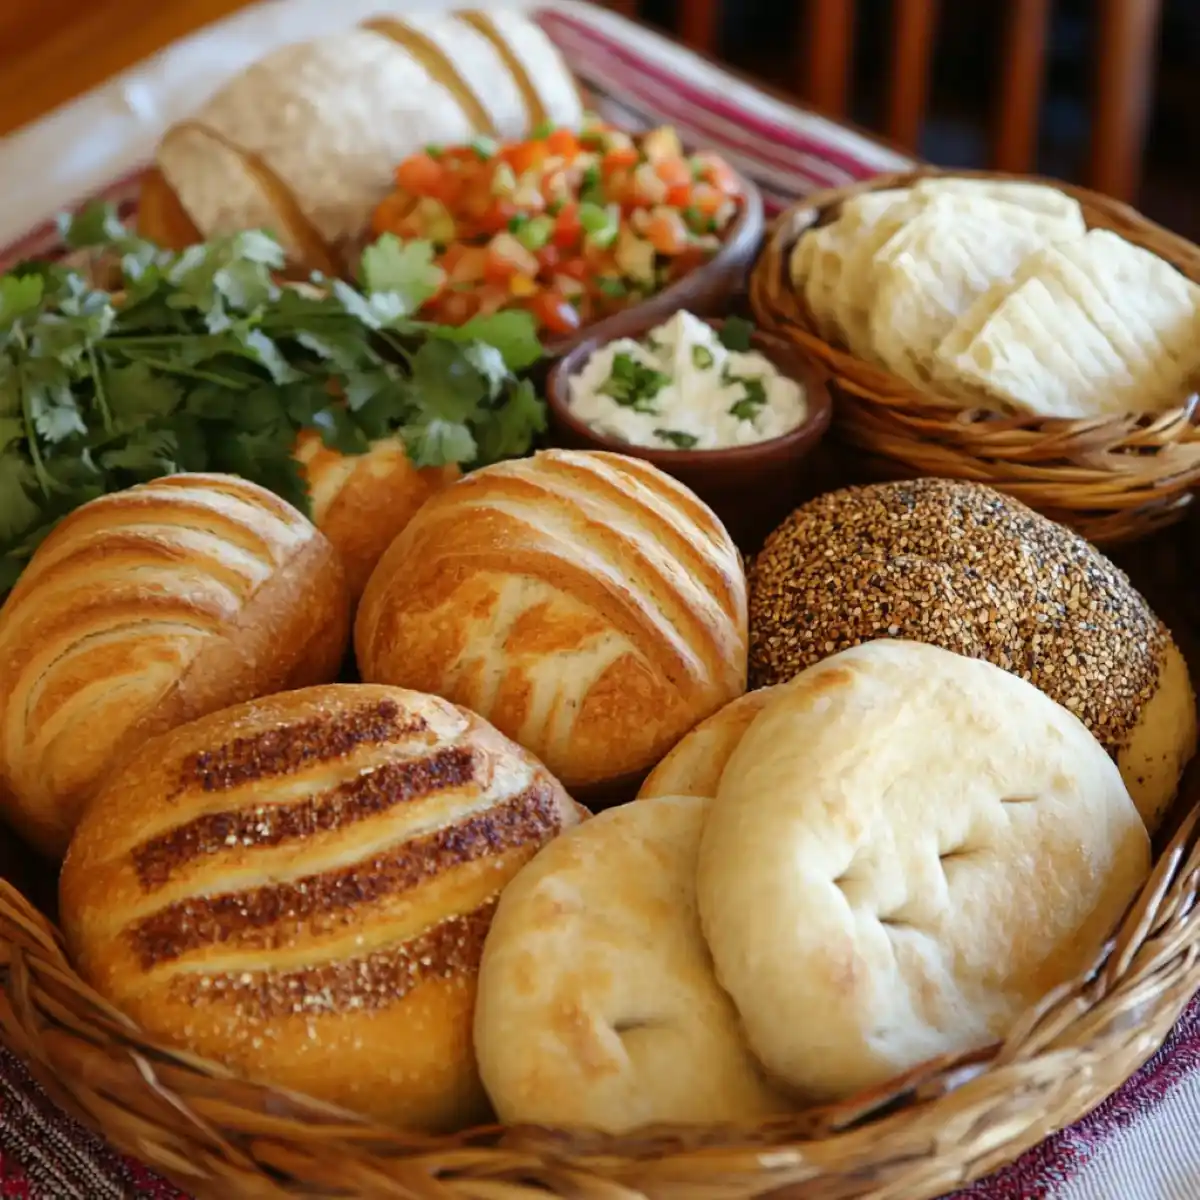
[128,782,563,969]
[134,745,478,890]
[456,11,548,126]
[1000,794,1039,805]
[178,700,424,794]
[172,896,499,1018]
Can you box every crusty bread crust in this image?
[0,474,350,857]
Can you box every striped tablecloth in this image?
[1,3,1198,1197]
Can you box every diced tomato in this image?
[665,183,693,209]
[476,199,519,235]
[529,290,583,336]
[552,203,583,250]
[500,140,548,176]
[604,168,631,205]
[395,153,448,199]
[536,244,561,273]
[440,244,488,284]
[602,147,639,175]
[545,129,580,159]
[644,207,689,254]
[427,289,482,326]
[654,157,693,189]
[371,192,414,236]
[557,257,590,281]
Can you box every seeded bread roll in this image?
[140,13,584,267]
[748,478,1197,832]
[0,475,350,858]
[355,449,749,794]
[293,432,460,600]
[60,684,581,1131]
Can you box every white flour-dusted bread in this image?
[355,450,748,792]
[141,12,584,266]
[60,684,581,1130]
[0,475,350,858]
[293,431,459,601]
[474,795,790,1131]
[697,640,1150,1103]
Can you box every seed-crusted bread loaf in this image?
[60,684,581,1131]
[748,478,1197,832]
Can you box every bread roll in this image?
[0,474,350,858]
[294,432,459,600]
[60,684,581,1130]
[698,639,1150,1103]
[474,794,789,1131]
[748,478,1197,832]
[355,449,748,792]
[638,688,780,801]
[142,14,583,268]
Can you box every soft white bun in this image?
[474,794,790,1131]
[0,474,350,858]
[698,639,1150,1103]
[356,450,748,790]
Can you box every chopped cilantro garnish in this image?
[531,120,556,140]
[728,398,759,421]
[580,164,604,206]
[470,135,499,160]
[727,376,768,422]
[600,352,669,413]
[691,344,715,370]
[718,316,756,352]
[655,428,699,449]
[594,276,628,298]
[507,214,530,233]
[424,143,444,160]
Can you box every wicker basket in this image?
[748,168,1200,547]
[0,523,1198,1200]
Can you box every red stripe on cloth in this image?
[537,9,898,181]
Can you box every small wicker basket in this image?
[748,169,1200,547]
[1,524,1200,1200]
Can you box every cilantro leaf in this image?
[311,405,370,456]
[718,316,756,352]
[59,202,133,249]
[432,310,543,372]
[402,417,477,467]
[474,380,546,466]
[104,362,181,423]
[600,353,670,413]
[0,456,41,540]
[27,374,87,443]
[407,339,490,423]
[0,416,24,453]
[98,428,180,476]
[0,275,44,329]
[360,235,445,316]
[655,428,699,449]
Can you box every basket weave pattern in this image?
[2,528,1200,1200]
[748,169,1200,547]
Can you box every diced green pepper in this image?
[515,214,555,251]
[471,135,499,160]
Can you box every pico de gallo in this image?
[369,118,744,337]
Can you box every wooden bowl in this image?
[546,315,833,547]
[542,173,765,358]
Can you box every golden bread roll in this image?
[355,449,748,792]
[142,13,583,267]
[474,794,790,1131]
[698,639,1150,1103]
[60,684,581,1130]
[0,474,350,858]
[293,432,460,600]
[749,478,1197,832]
[638,687,780,801]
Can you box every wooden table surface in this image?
[0,0,259,137]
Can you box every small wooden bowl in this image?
[546,316,833,547]
[542,173,765,358]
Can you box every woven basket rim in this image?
[2,733,1200,1198]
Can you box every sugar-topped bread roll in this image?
[0,474,350,857]
[749,478,1197,832]
[60,684,581,1130]
[356,450,748,793]
[698,640,1150,1103]
[474,794,789,1131]
[294,432,459,600]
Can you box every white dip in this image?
[566,311,807,450]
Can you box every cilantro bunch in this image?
[0,206,546,593]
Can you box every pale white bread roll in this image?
[748,478,1197,832]
[0,475,350,858]
[59,684,581,1130]
[638,688,780,801]
[355,450,748,791]
[867,197,1086,386]
[147,15,583,267]
[293,432,460,601]
[474,794,790,1131]
[697,639,1151,1103]
[934,228,1200,417]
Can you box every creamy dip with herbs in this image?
[566,312,807,450]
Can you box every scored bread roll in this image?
[60,684,581,1130]
[355,449,749,793]
[748,478,1197,832]
[0,474,350,858]
[141,13,584,267]
[474,794,790,1131]
[293,432,460,600]
[697,640,1150,1103]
